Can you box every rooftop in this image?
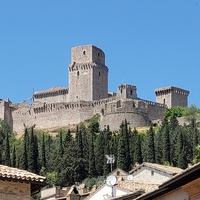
[0,164,46,184]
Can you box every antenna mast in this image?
[105,154,115,172]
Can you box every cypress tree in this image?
[58,130,64,156]
[64,129,72,148]
[117,132,126,170]
[95,131,105,175]
[123,119,131,170]
[28,127,36,173]
[155,129,162,164]
[146,125,156,163]
[4,132,11,166]
[34,134,39,173]
[80,123,89,172]
[162,117,170,164]
[41,133,46,169]
[88,130,97,177]
[134,133,143,164]
[103,127,112,175]
[12,145,16,168]
[177,131,187,169]
[130,128,138,164]
[75,126,83,158]
[21,128,28,170]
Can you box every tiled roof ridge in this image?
[34,86,68,95]
[144,162,183,174]
[129,162,183,175]
[108,168,128,177]
[0,165,46,183]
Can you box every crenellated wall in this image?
[0,45,190,135]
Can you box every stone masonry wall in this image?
[0,180,30,200]
[10,96,167,135]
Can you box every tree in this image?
[28,127,38,173]
[21,128,29,170]
[41,133,46,169]
[4,132,11,166]
[134,133,143,164]
[95,132,105,175]
[117,131,127,170]
[12,145,16,168]
[88,130,97,177]
[117,120,131,171]
[177,131,187,169]
[161,117,170,164]
[146,125,155,163]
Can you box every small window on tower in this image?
[130,90,133,95]
[99,71,100,76]
[163,99,165,105]
[77,71,79,76]
[83,51,86,55]
[97,52,100,57]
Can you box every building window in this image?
[130,90,133,95]
[163,99,165,105]
[83,51,86,55]
[99,71,100,76]
[77,71,79,76]
[117,100,122,108]
[151,171,154,176]
[97,52,100,57]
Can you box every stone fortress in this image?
[0,45,190,136]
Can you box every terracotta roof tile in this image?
[34,87,68,95]
[0,165,46,183]
[129,162,183,175]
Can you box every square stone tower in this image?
[117,84,137,99]
[155,86,190,108]
[68,45,108,102]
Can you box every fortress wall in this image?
[140,99,166,121]
[0,100,4,120]
[11,98,113,134]
[101,112,149,131]
[34,93,69,104]
[171,92,188,107]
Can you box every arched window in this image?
[83,50,86,55]
[97,51,100,57]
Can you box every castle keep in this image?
[0,45,190,135]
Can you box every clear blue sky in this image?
[0,1,200,107]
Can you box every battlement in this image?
[155,86,189,96]
[68,62,108,72]
[117,84,137,99]
[71,45,105,65]
[155,86,189,108]
[1,44,190,135]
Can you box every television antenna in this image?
[127,175,134,181]
[105,154,115,172]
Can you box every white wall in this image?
[131,166,172,185]
[155,188,189,200]
[88,184,129,200]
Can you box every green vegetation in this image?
[0,109,200,190]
